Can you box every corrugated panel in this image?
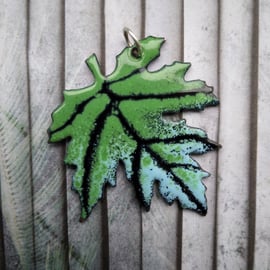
[0,1,35,268]
[29,1,68,269]
[0,0,269,269]
[65,1,104,269]
[182,1,218,269]
[217,1,254,269]
[254,0,270,268]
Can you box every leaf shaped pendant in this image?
[48,28,219,221]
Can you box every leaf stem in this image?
[85,54,105,82]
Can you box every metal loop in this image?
[123,27,142,58]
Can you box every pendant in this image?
[48,28,219,221]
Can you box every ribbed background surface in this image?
[0,0,269,269]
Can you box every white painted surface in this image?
[29,0,69,268]
[254,0,270,269]
[182,1,219,269]
[217,1,253,269]
[0,1,34,269]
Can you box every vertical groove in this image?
[180,0,185,64]
[141,0,145,38]
[140,2,145,269]
[176,1,184,269]
[100,0,106,76]
[213,0,221,269]
[0,176,6,269]
[62,0,70,268]
[247,0,259,268]
[176,211,182,270]
[26,0,37,268]
[101,190,109,270]
[139,204,143,270]
[101,1,109,269]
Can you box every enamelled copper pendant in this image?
[48,28,219,221]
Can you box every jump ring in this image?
[123,27,142,58]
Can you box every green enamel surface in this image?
[49,55,104,133]
[119,93,218,140]
[149,139,215,168]
[139,149,197,209]
[119,92,218,117]
[49,94,109,143]
[107,36,165,82]
[87,115,137,212]
[110,62,207,96]
[48,34,219,219]
[172,167,209,208]
[64,95,109,193]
